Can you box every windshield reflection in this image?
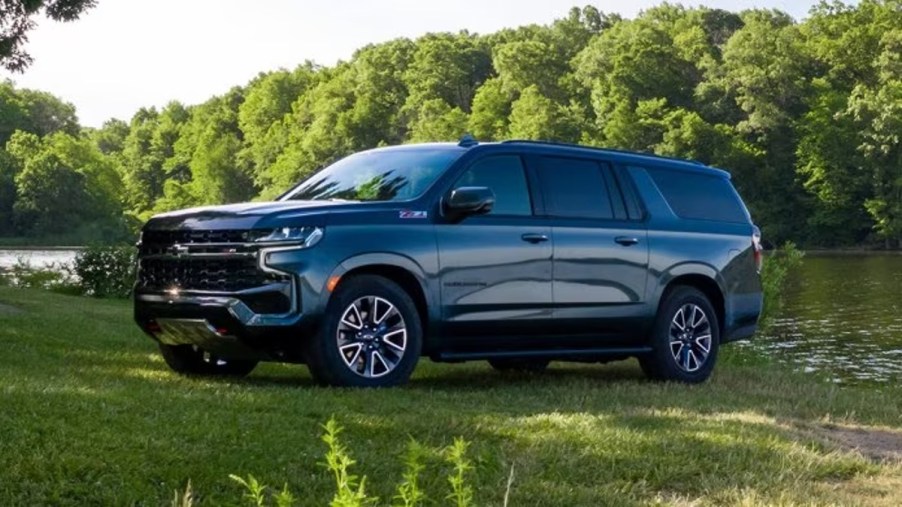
[282,147,464,202]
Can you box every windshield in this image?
[281,147,465,202]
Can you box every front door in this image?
[436,154,553,347]
[530,155,649,340]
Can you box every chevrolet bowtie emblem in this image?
[169,244,190,256]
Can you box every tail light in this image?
[752,226,763,274]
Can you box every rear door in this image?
[529,155,649,340]
[436,154,554,346]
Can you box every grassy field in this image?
[1,287,900,506]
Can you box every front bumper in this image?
[135,284,302,328]
[134,229,336,360]
[135,290,316,362]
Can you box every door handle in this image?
[615,236,639,246]
[521,233,549,244]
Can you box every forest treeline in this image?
[0,1,899,247]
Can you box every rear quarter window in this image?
[645,167,749,223]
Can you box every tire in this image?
[305,275,422,387]
[159,344,258,377]
[488,358,550,373]
[639,286,720,383]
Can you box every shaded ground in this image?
[0,302,22,315]
[816,425,902,462]
[1,287,901,506]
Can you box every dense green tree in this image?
[119,103,188,216]
[508,85,580,142]
[0,80,78,144]
[1,2,900,248]
[6,130,122,237]
[0,149,17,234]
[468,77,513,140]
[238,64,316,181]
[118,108,163,213]
[796,80,872,245]
[403,32,492,114]
[575,13,698,149]
[170,89,255,208]
[89,118,129,155]
[846,28,902,246]
[407,99,468,143]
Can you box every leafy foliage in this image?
[0,0,97,72]
[0,256,75,291]
[1,1,901,247]
[0,246,134,297]
[226,417,475,507]
[760,242,805,328]
[71,245,135,298]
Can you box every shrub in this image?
[0,257,78,293]
[759,241,805,329]
[71,245,136,298]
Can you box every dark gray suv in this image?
[134,139,763,387]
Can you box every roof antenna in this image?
[458,134,478,148]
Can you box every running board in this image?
[435,346,652,362]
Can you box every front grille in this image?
[137,229,289,293]
[142,229,262,246]
[138,257,287,292]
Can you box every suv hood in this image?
[143,200,353,231]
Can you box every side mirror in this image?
[444,186,495,218]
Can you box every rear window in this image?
[645,167,748,223]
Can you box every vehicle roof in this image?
[362,140,732,179]
[493,140,731,178]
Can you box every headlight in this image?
[254,226,324,247]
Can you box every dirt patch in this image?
[0,302,23,315]
[816,424,902,462]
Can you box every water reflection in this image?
[0,249,79,269]
[756,253,902,384]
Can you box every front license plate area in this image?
[155,318,231,347]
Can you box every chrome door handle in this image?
[615,236,639,246]
[521,233,549,244]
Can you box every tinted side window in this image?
[645,167,748,223]
[535,157,614,219]
[455,155,532,216]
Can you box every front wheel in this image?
[159,344,258,377]
[639,286,720,383]
[305,275,422,387]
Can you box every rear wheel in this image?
[639,286,719,383]
[159,344,258,377]
[488,358,550,373]
[305,275,422,387]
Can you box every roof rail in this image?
[500,139,707,166]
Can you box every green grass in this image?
[1,287,900,506]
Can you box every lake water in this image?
[755,253,902,384]
[0,249,899,383]
[0,249,79,270]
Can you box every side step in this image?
[434,346,652,363]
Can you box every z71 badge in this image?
[399,210,428,219]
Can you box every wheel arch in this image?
[327,254,438,350]
[656,266,727,339]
